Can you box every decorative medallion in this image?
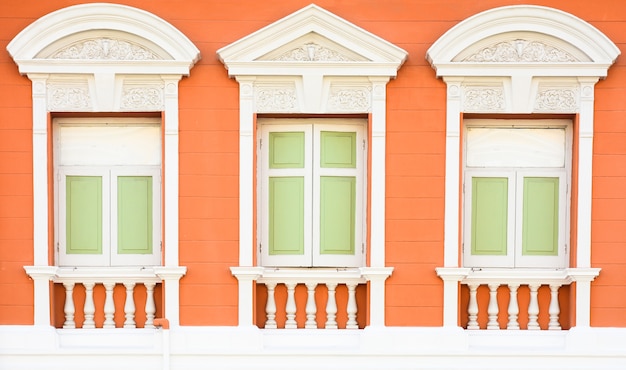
[463,39,577,62]
[256,87,298,112]
[463,86,505,112]
[535,88,578,112]
[273,43,352,61]
[51,38,159,60]
[121,86,163,110]
[48,85,91,110]
[328,87,371,112]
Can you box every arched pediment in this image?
[427,5,619,77]
[7,3,200,75]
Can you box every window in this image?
[463,120,571,268]
[54,118,161,267]
[259,118,366,267]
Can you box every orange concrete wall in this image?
[1,0,626,327]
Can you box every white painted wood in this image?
[265,282,278,329]
[325,283,338,329]
[507,284,520,330]
[144,282,156,328]
[360,267,393,327]
[487,284,500,330]
[346,283,358,329]
[83,282,96,329]
[103,282,116,328]
[467,283,479,330]
[527,284,540,330]
[229,266,263,328]
[63,282,76,329]
[305,283,317,329]
[285,283,297,329]
[548,284,561,330]
[123,282,136,328]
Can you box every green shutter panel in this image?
[522,177,559,256]
[471,177,508,256]
[117,176,153,255]
[320,176,355,255]
[269,177,305,255]
[269,132,305,168]
[66,176,102,255]
[320,131,356,168]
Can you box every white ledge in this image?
[436,267,600,285]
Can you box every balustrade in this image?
[257,269,366,329]
[459,269,573,330]
[53,267,162,329]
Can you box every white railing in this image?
[257,268,367,329]
[459,269,573,330]
[53,267,162,329]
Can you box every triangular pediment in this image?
[218,4,406,75]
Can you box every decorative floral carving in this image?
[51,38,159,60]
[463,87,505,112]
[256,88,298,112]
[328,87,371,112]
[273,43,352,61]
[121,87,163,110]
[535,88,578,112]
[463,40,577,62]
[48,86,91,110]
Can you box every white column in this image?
[548,284,562,330]
[230,267,263,327]
[507,284,520,330]
[527,284,540,330]
[123,282,137,328]
[161,76,182,267]
[62,282,76,329]
[325,283,338,329]
[83,282,96,329]
[285,283,297,329]
[467,283,479,330]
[154,267,187,327]
[346,283,359,329]
[435,267,469,328]
[103,282,116,328]
[569,268,601,328]
[237,77,256,267]
[486,284,500,330]
[24,266,56,327]
[264,282,277,329]
[304,282,317,329]
[368,78,390,268]
[361,267,393,327]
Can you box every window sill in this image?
[436,267,601,285]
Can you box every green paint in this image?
[320,176,355,255]
[522,177,559,256]
[269,132,305,169]
[269,177,304,255]
[471,177,508,256]
[320,131,356,168]
[117,176,153,255]
[66,176,102,255]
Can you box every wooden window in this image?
[259,119,365,267]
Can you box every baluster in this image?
[285,283,297,329]
[103,282,116,328]
[83,282,96,328]
[264,283,277,329]
[62,282,76,329]
[123,282,137,328]
[487,283,500,330]
[305,283,318,329]
[507,284,520,330]
[527,284,540,330]
[325,283,338,329]
[467,283,479,330]
[346,283,358,329]
[144,282,156,328]
[548,284,562,330]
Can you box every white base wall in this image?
[1,326,626,370]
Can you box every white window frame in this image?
[463,120,572,269]
[258,118,366,267]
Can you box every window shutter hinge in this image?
[259,138,262,149]
[362,243,365,254]
[56,242,59,252]
[160,241,163,252]
[259,243,262,253]
[362,139,365,150]
[565,244,567,253]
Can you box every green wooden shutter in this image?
[320,176,355,255]
[66,176,102,255]
[268,131,306,256]
[117,176,153,255]
[522,177,559,256]
[471,177,508,256]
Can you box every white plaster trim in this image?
[427,5,618,329]
[219,4,406,328]
[9,3,199,328]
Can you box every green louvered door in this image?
[260,120,365,267]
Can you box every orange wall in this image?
[2,0,626,327]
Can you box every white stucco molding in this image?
[219,4,407,328]
[427,5,619,329]
[8,3,200,327]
